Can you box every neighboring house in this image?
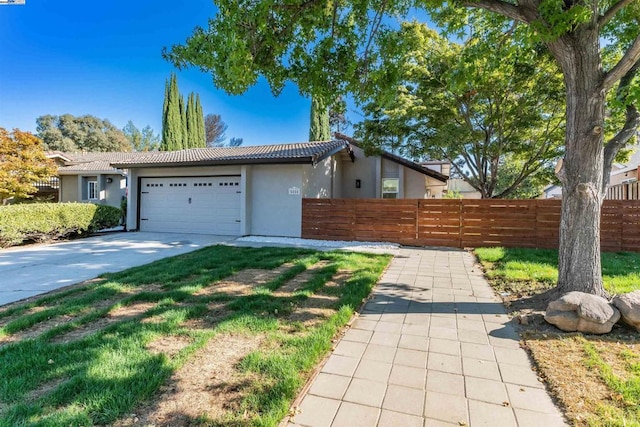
[542,184,563,199]
[109,139,449,238]
[52,152,149,208]
[447,178,483,199]
[609,149,640,186]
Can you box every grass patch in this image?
[474,247,640,295]
[477,246,640,427]
[0,245,390,426]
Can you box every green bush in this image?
[0,203,122,247]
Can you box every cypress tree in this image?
[185,93,195,148]
[178,93,187,150]
[161,78,170,151]
[195,94,206,147]
[309,97,331,141]
[162,73,183,151]
[161,74,207,150]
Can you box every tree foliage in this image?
[309,97,331,141]
[36,114,131,152]
[355,18,565,198]
[0,128,57,204]
[195,94,206,147]
[164,0,640,296]
[329,97,351,135]
[123,121,160,152]
[161,73,206,150]
[205,114,228,146]
[229,137,243,147]
[161,73,184,151]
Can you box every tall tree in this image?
[161,73,184,151]
[36,114,131,152]
[0,128,57,204]
[195,94,206,147]
[162,78,170,150]
[185,93,197,148]
[123,121,160,152]
[163,0,640,297]
[204,114,228,146]
[309,97,331,141]
[355,19,565,199]
[179,94,187,150]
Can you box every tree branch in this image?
[598,0,636,27]
[462,0,530,23]
[603,35,640,91]
[602,61,640,193]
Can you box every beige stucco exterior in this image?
[58,173,125,207]
[120,147,448,238]
[250,164,303,237]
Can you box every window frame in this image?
[381,178,400,199]
[87,180,98,200]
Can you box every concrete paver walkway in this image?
[287,247,567,427]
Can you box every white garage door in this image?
[139,176,241,235]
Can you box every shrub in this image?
[0,203,122,247]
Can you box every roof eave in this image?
[110,157,317,169]
[58,169,126,176]
[311,142,350,165]
[334,133,449,183]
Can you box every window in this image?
[382,178,399,199]
[88,181,98,200]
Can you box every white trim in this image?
[87,181,98,200]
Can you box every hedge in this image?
[0,203,122,247]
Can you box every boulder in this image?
[612,290,640,331]
[544,291,620,334]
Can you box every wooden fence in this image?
[302,199,640,252]
[607,181,640,200]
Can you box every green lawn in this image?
[0,245,390,426]
[474,247,640,295]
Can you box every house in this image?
[609,148,640,186]
[446,178,483,199]
[107,139,449,238]
[51,152,150,208]
[542,184,563,199]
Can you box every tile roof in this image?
[110,141,349,168]
[58,161,124,174]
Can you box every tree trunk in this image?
[549,29,608,298]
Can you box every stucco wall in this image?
[59,175,79,203]
[59,174,125,208]
[250,164,303,237]
[302,158,332,198]
[404,167,427,198]
[103,175,126,207]
[332,158,343,198]
[340,146,378,198]
[425,176,447,198]
[610,169,638,185]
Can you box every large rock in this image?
[612,290,640,331]
[544,291,620,334]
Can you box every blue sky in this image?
[0,0,313,145]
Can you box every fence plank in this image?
[301,198,640,252]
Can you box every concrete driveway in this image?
[0,232,235,306]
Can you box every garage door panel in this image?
[140,176,241,235]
